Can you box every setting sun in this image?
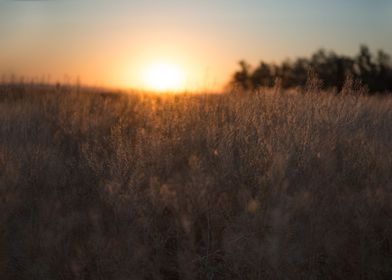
[143,62,185,92]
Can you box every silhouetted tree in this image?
[276,60,295,88]
[375,50,392,92]
[251,62,275,88]
[231,45,392,94]
[233,60,251,90]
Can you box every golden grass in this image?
[0,82,391,279]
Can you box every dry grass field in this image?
[0,80,391,279]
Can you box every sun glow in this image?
[143,62,185,92]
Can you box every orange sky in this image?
[1,0,391,92]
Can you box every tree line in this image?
[232,45,392,93]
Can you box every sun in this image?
[143,62,185,92]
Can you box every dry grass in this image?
[0,82,391,279]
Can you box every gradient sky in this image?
[1,0,391,91]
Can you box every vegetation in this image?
[0,79,391,279]
[232,45,392,93]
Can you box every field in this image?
[0,81,391,279]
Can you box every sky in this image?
[0,0,391,91]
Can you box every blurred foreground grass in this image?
[0,83,391,279]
